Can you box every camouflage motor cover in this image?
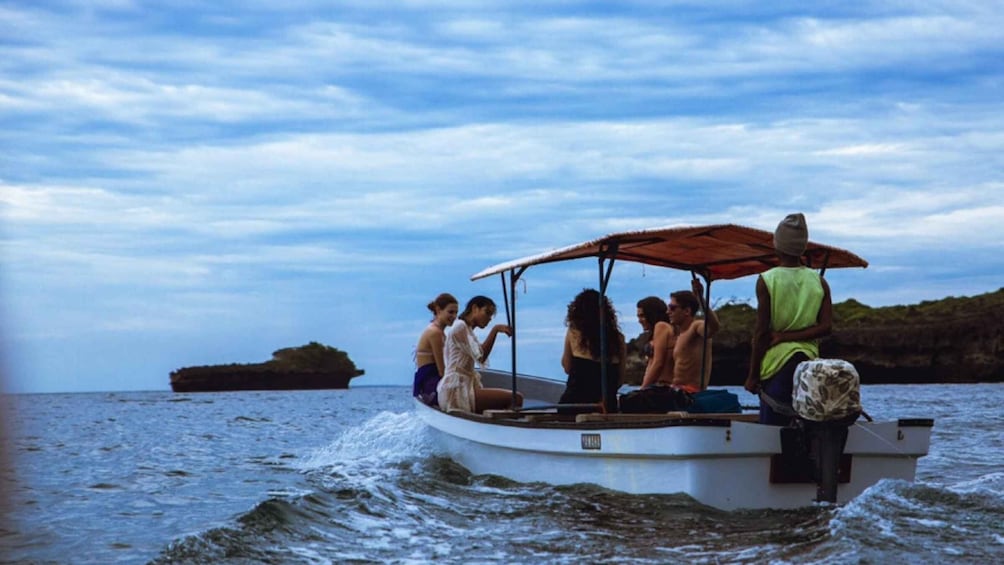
[793,359,862,421]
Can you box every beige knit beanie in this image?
[774,213,808,256]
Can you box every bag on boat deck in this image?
[618,385,693,413]
[687,389,741,414]
[793,359,862,422]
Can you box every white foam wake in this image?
[295,410,433,479]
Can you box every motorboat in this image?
[414,224,933,510]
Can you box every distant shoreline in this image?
[644,287,1004,385]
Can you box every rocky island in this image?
[170,342,364,393]
[624,287,1004,385]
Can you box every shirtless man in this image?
[622,279,720,412]
[666,278,720,392]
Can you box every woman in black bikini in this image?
[636,296,671,367]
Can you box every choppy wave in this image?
[10,389,996,564]
[150,407,1004,564]
[152,412,817,563]
[828,476,1004,564]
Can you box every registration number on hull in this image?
[581,433,602,450]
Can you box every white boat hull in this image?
[415,374,932,510]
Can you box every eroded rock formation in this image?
[170,342,364,392]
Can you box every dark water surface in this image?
[1,384,1001,564]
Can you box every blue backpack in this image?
[687,389,741,414]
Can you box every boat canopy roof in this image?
[471,223,867,282]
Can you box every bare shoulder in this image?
[653,321,673,339]
[429,325,446,342]
[680,320,704,341]
[421,324,443,340]
[662,322,678,348]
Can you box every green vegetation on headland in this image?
[625,287,1004,385]
[170,342,364,393]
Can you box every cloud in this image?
[814,187,1004,246]
[2,1,1002,392]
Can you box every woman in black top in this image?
[559,289,626,412]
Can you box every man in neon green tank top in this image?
[745,213,833,425]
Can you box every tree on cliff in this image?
[624,288,1003,385]
[267,341,363,375]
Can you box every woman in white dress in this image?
[437,296,523,413]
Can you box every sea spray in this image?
[297,410,433,477]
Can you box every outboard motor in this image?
[792,359,862,503]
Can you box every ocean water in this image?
[1,384,1002,564]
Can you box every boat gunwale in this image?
[897,418,935,427]
[419,399,934,433]
[426,402,747,430]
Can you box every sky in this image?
[1,1,1002,394]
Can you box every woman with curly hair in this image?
[558,288,626,412]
